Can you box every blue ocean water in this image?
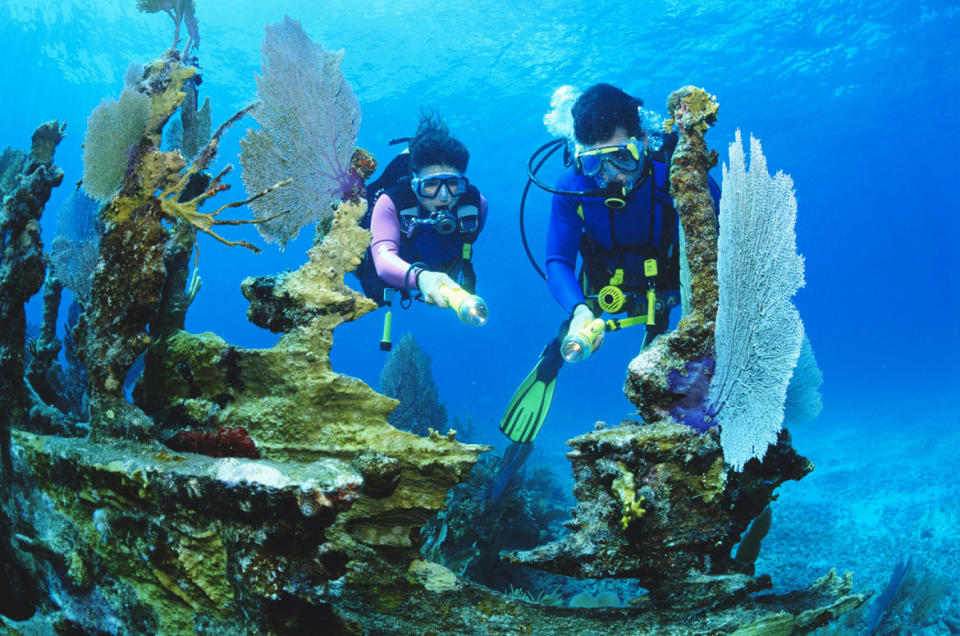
[2,0,959,617]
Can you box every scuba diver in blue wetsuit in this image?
[499,83,720,445]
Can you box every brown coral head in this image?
[352,451,401,499]
[350,147,377,180]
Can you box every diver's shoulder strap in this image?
[456,185,483,238]
[397,205,419,222]
[651,160,673,203]
[366,152,411,209]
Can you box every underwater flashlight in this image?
[561,317,606,363]
[437,283,489,327]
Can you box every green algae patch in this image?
[610,462,646,530]
[666,454,727,503]
[407,559,458,593]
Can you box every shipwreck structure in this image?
[0,15,860,633]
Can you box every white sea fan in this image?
[708,130,805,471]
[784,335,824,426]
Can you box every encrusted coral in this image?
[0,121,65,472]
[165,426,261,459]
[80,51,290,440]
[504,422,809,589]
[625,86,720,427]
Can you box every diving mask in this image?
[411,173,468,199]
[574,139,643,178]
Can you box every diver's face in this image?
[413,164,462,214]
[588,126,646,188]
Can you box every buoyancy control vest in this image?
[575,159,682,318]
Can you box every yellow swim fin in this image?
[499,337,563,444]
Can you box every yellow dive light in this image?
[437,283,489,327]
[561,317,606,363]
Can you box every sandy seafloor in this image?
[764,394,960,633]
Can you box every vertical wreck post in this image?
[80,54,195,440]
[665,86,720,326]
[0,122,65,476]
[624,86,720,424]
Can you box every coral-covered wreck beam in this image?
[624,87,720,425]
[0,121,65,473]
[665,86,720,326]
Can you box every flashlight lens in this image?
[458,297,488,327]
[561,339,585,363]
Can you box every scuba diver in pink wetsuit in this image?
[355,113,490,349]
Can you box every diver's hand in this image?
[418,271,458,307]
[568,304,604,351]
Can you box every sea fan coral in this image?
[82,88,150,201]
[239,15,361,246]
[707,131,805,471]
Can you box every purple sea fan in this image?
[239,15,361,247]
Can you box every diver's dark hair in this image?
[572,83,644,145]
[409,110,470,173]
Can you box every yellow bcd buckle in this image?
[644,259,658,278]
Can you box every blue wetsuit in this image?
[545,160,720,315]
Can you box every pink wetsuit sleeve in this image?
[370,194,420,290]
[369,192,489,290]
